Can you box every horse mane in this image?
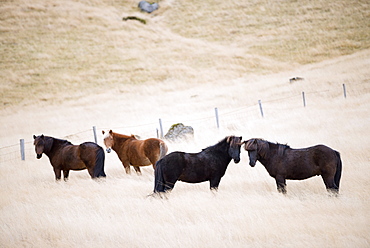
[203,137,229,152]
[47,136,72,145]
[112,132,137,140]
[258,139,290,157]
[277,142,290,155]
[41,136,72,153]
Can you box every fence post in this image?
[92,126,98,143]
[215,107,220,129]
[159,119,164,139]
[343,84,347,98]
[258,100,264,118]
[20,139,25,161]
[302,92,306,107]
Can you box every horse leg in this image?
[275,175,287,194]
[86,167,94,178]
[164,181,176,192]
[63,170,70,181]
[210,177,221,191]
[149,159,158,170]
[162,175,177,192]
[321,174,339,194]
[148,156,159,170]
[122,162,131,174]
[54,168,62,181]
[133,166,142,175]
[124,165,131,174]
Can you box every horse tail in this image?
[94,146,106,178]
[154,159,165,193]
[334,150,342,189]
[159,141,168,160]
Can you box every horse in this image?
[102,130,168,174]
[243,138,342,194]
[33,135,106,181]
[153,136,243,193]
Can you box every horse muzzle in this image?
[234,158,240,164]
[36,154,42,159]
[106,148,112,153]
[249,161,256,167]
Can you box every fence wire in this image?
[0,83,368,163]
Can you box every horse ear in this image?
[33,135,36,139]
[109,130,113,134]
[41,134,44,139]
[102,130,105,135]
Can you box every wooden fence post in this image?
[302,92,306,107]
[215,107,220,129]
[159,119,164,139]
[20,139,25,161]
[258,100,264,118]
[343,84,347,98]
[92,126,98,143]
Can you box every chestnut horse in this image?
[102,130,168,174]
[243,138,342,194]
[33,135,106,181]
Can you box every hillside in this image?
[0,0,369,107]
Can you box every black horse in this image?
[243,138,342,194]
[33,135,106,181]
[153,136,242,193]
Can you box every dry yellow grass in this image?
[0,0,369,107]
[0,0,370,247]
[1,51,369,247]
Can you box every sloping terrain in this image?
[0,0,369,106]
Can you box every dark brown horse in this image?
[102,130,168,174]
[33,135,106,181]
[153,136,243,193]
[243,138,342,194]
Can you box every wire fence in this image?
[0,83,368,164]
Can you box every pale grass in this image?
[1,50,370,247]
[0,0,369,107]
[0,0,370,247]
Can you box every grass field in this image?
[0,0,369,107]
[0,0,369,247]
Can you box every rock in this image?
[138,1,159,13]
[289,77,304,83]
[164,123,194,142]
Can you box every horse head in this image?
[33,134,52,159]
[226,136,243,164]
[243,138,268,167]
[102,130,114,153]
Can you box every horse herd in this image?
[33,130,342,195]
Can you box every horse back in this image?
[79,142,103,169]
[172,152,220,183]
[143,138,167,157]
[160,151,187,179]
[54,144,86,170]
[311,144,339,166]
[122,138,166,166]
[285,144,336,161]
[280,144,338,179]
